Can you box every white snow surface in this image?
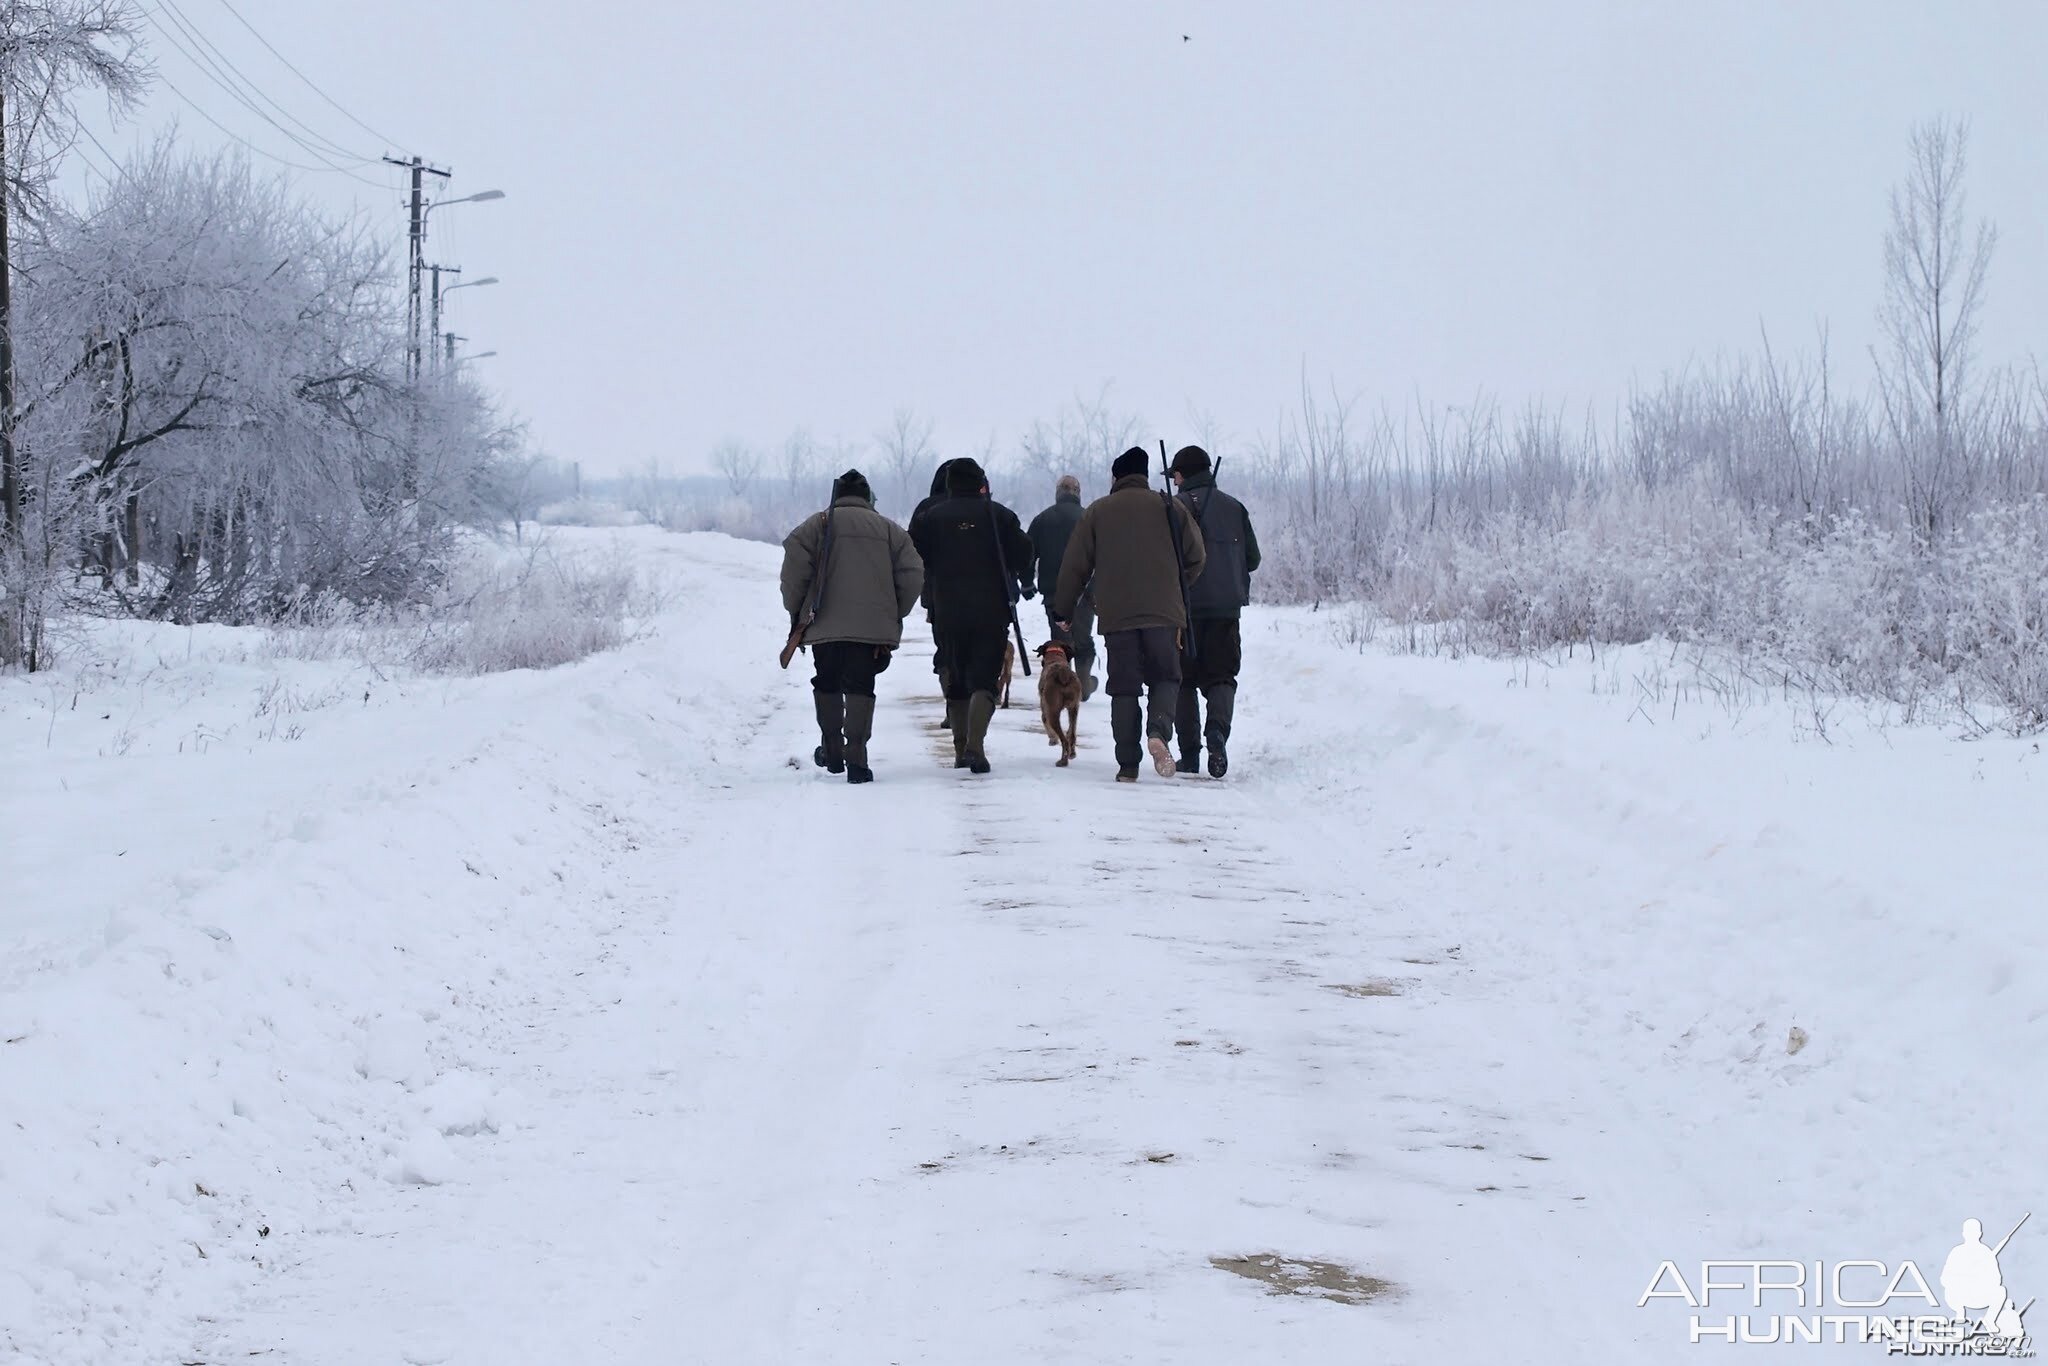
[2,526,2041,1363]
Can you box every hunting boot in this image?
[1144,684,1178,779]
[964,690,996,775]
[812,692,845,774]
[844,693,875,784]
[1173,684,1202,773]
[945,698,970,768]
[1110,694,1142,781]
[1203,682,1236,778]
[1077,653,1098,702]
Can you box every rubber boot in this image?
[1144,684,1177,778]
[1174,684,1202,773]
[844,693,875,784]
[1077,654,1098,702]
[945,698,969,768]
[1110,695,1142,780]
[1203,682,1235,778]
[964,691,996,774]
[812,692,845,774]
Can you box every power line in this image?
[74,123,132,185]
[151,67,388,186]
[154,0,371,164]
[209,0,402,151]
[144,4,372,168]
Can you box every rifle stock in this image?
[779,507,835,669]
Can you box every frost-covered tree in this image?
[0,0,148,665]
[13,143,516,623]
[1875,116,1997,537]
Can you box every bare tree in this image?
[1875,116,1997,537]
[1,0,148,665]
[779,427,816,502]
[711,438,762,498]
[875,406,933,516]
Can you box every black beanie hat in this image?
[831,468,872,504]
[944,457,988,495]
[1169,445,1211,477]
[928,459,955,497]
[1111,446,1151,480]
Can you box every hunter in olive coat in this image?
[781,484,924,648]
[1052,470,1205,633]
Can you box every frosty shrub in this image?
[537,498,646,529]
[409,548,640,675]
[266,543,642,676]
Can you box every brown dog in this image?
[1035,641,1082,766]
[998,638,1016,709]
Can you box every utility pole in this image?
[426,263,458,375]
[383,155,450,384]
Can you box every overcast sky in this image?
[71,1,2048,479]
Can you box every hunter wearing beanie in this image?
[1110,445,1151,481]
[830,468,873,505]
[780,468,924,785]
[1052,442,1206,781]
[1169,444,1260,778]
[908,457,1034,774]
[1028,473,1097,697]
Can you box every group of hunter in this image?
[779,444,1260,784]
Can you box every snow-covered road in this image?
[6,528,2042,1364]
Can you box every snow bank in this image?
[0,529,776,1364]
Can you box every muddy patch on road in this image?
[1323,979,1406,998]
[1209,1253,1399,1306]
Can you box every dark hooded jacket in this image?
[1175,472,1260,618]
[1026,488,1085,601]
[911,460,955,612]
[907,461,1035,633]
[1053,473,1206,633]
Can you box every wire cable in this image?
[155,0,372,163]
[142,2,384,181]
[151,66,388,186]
[209,0,403,151]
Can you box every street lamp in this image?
[441,333,498,366]
[408,190,505,379]
[429,274,498,373]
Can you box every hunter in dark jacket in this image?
[912,460,956,701]
[780,469,924,784]
[907,457,1034,774]
[1026,475,1096,695]
[1052,446,1205,782]
[1168,445,1260,778]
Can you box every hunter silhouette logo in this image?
[1639,1212,2036,1351]
[1940,1216,2031,1346]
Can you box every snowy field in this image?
[2,526,2041,1364]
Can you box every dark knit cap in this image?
[1111,446,1151,480]
[944,457,988,495]
[831,468,873,504]
[1169,445,1212,477]
[928,459,955,497]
